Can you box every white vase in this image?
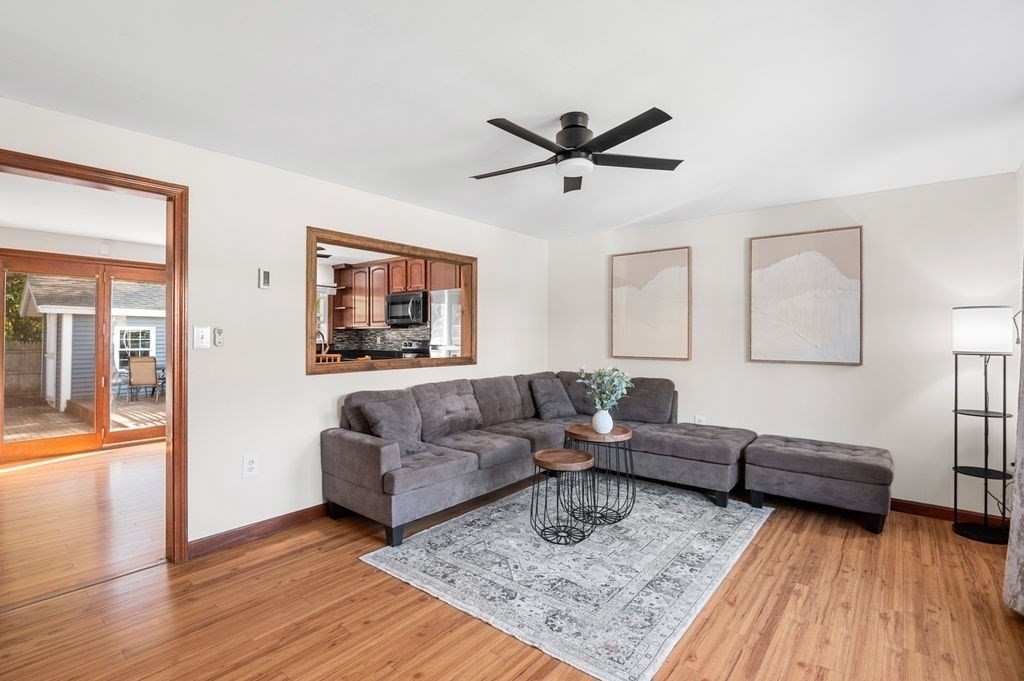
[592,409,613,434]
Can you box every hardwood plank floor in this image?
[0,442,165,611]
[0,486,1020,680]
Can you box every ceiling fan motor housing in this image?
[556,111,593,149]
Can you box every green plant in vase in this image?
[577,365,634,434]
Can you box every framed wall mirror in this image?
[305,227,477,375]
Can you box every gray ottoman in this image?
[628,423,758,507]
[745,435,894,533]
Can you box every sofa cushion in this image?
[557,371,597,415]
[382,443,479,495]
[483,418,566,451]
[471,376,525,426]
[429,430,531,469]
[361,394,426,455]
[514,371,556,419]
[411,380,483,441]
[531,378,577,420]
[610,377,675,424]
[632,423,757,465]
[745,435,893,486]
[344,389,411,434]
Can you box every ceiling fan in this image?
[471,108,683,193]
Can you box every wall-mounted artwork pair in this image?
[609,225,862,365]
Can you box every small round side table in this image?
[530,448,596,545]
[564,423,636,525]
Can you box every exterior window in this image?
[115,326,156,370]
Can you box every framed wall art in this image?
[749,226,862,365]
[611,246,691,360]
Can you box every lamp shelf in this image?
[953,408,1013,419]
[953,465,1013,481]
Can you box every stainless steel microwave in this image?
[385,291,428,326]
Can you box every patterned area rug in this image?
[362,480,772,681]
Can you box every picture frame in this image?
[749,226,862,365]
[611,246,691,360]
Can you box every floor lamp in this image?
[951,305,1014,544]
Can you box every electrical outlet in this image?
[242,454,258,478]
[694,415,707,425]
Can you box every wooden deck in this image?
[0,398,164,442]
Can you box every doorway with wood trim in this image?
[0,149,187,611]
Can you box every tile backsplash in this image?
[333,326,430,351]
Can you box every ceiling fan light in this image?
[556,157,594,177]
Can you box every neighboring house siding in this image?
[125,316,166,368]
[70,314,95,399]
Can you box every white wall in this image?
[548,174,1021,510]
[0,97,549,540]
[0,224,164,262]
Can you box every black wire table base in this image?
[529,468,595,545]
[564,435,636,525]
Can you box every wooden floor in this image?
[0,442,165,610]
[0,485,1021,680]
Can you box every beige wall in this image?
[0,97,549,540]
[548,174,1021,510]
[0,224,164,262]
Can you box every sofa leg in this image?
[713,490,729,508]
[385,524,405,547]
[749,490,764,509]
[867,513,886,534]
[326,502,346,520]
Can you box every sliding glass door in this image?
[0,255,166,461]
[1,257,103,459]
[105,268,167,444]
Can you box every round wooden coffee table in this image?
[530,448,595,545]
[564,423,636,524]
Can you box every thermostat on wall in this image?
[258,268,271,289]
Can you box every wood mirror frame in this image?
[305,226,477,375]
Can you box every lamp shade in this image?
[951,306,1014,355]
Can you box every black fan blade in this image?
[592,153,683,171]
[487,119,565,154]
[579,108,672,153]
[471,156,556,180]
[563,176,582,193]
[317,253,330,258]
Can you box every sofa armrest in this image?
[321,428,402,493]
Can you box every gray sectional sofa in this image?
[321,371,755,545]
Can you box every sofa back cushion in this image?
[514,371,556,419]
[531,378,577,420]
[361,394,426,455]
[610,377,676,423]
[344,389,413,434]
[411,379,484,441]
[556,371,597,415]
[471,376,525,426]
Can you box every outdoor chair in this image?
[128,356,159,402]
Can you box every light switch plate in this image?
[258,268,271,289]
[194,326,211,349]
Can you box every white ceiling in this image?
[1,2,1022,238]
[0,172,167,244]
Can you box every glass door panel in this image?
[108,278,166,435]
[2,270,100,450]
